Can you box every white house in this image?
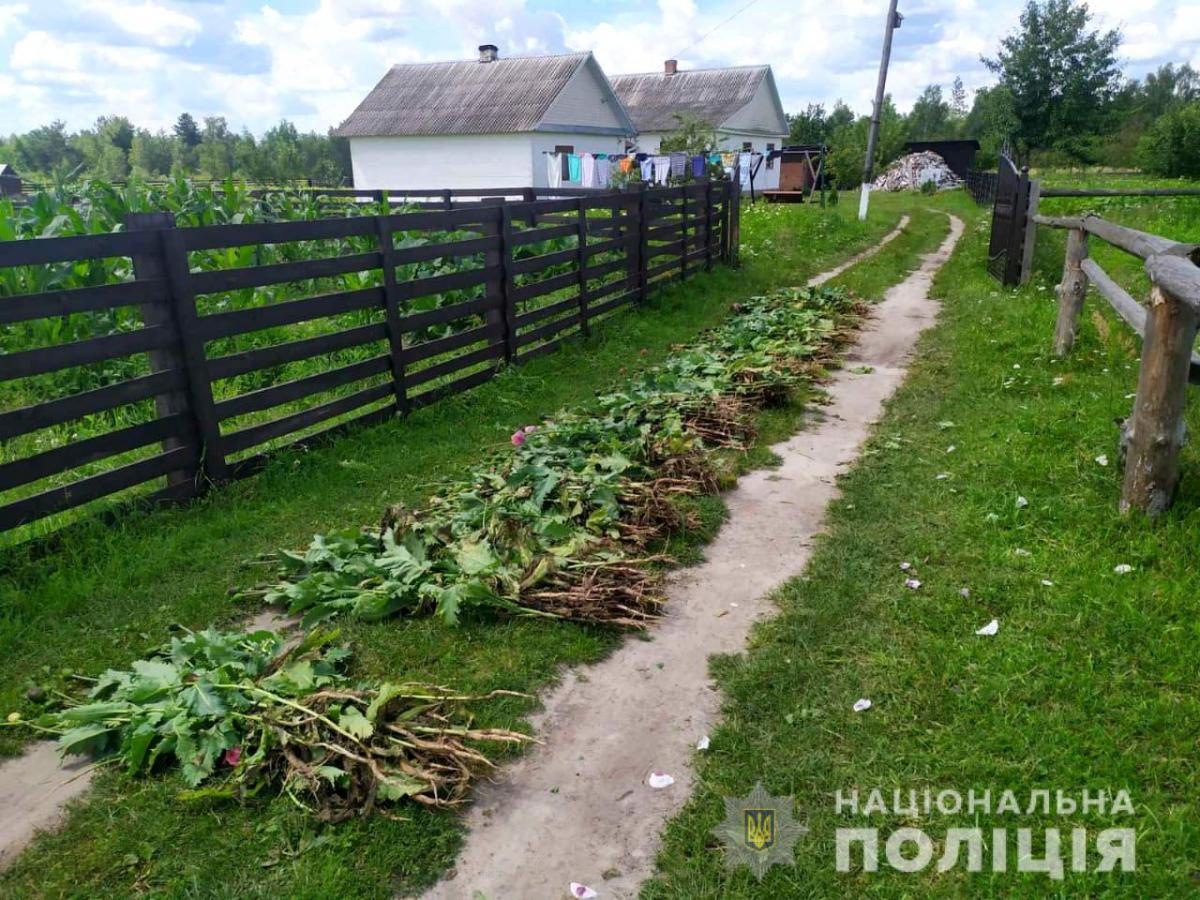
[335,46,636,190]
[610,61,789,190]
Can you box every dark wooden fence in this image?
[0,181,738,535]
[964,169,998,206]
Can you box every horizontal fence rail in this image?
[1036,211,1200,517]
[0,180,739,536]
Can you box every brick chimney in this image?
[478,44,499,63]
[664,59,678,75]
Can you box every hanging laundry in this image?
[709,153,722,165]
[653,155,670,185]
[567,154,582,183]
[595,156,611,188]
[738,152,753,188]
[669,151,687,178]
[691,155,706,178]
[620,156,635,174]
[640,157,654,182]
[546,153,563,189]
[720,151,737,168]
[581,153,597,188]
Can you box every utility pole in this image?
[859,0,902,221]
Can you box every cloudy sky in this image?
[0,0,1197,135]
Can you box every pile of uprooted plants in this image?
[10,284,859,820]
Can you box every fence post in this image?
[637,184,649,304]
[375,215,411,416]
[156,226,230,482]
[729,176,742,266]
[1019,178,1041,285]
[704,179,714,272]
[497,204,518,361]
[679,185,689,282]
[576,198,591,337]
[442,189,452,211]
[1120,259,1200,517]
[124,212,201,495]
[1052,227,1090,356]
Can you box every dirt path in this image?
[424,212,963,900]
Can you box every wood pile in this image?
[872,151,962,191]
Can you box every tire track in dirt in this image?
[424,213,963,900]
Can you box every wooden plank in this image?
[0,229,158,268]
[404,342,503,389]
[0,413,191,492]
[1081,258,1141,334]
[179,215,377,251]
[588,289,638,318]
[397,294,497,332]
[646,223,682,242]
[1041,187,1200,198]
[375,217,410,415]
[197,287,383,340]
[221,381,393,454]
[391,234,498,266]
[0,325,174,381]
[206,322,387,380]
[584,258,626,281]
[1036,213,1189,260]
[189,251,380,295]
[645,259,678,281]
[511,270,577,305]
[226,403,396,481]
[0,369,186,441]
[500,205,517,361]
[1145,254,1200,313]
[214,354,391,421]
[515,295,578,328]
[510,224,577,246]
[1019,179,1041,285]
[0,279,167,325]
[0,445,196,531]
[510,247,577,275]
[587,278,629,305]
[404,322,503,365]
[582,234,636,258]
[384,206,500,232]
[516,311,579,348]
[408,365,497,410]
[395,266,492,301]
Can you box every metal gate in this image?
[987,153,1032,285]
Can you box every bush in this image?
[920,179,938,195]
[1137,101,1200,178]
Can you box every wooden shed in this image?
[0,163,21,197]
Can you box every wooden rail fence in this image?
[0,180,739,534]
[1037,212,1200,516]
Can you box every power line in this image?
[673,0,769,60]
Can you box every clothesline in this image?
[543,149,763,189]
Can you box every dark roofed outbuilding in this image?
[903,140,980,180]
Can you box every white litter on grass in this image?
[1114,564,1133,575]
[946,445,956,454]
[959,587,971,598]
[975,619,1000,636]
[936,473,950,480]
[1095,454,1109,467]
[1053,376,1066,386]
[1014,548,1032,557]
[1016,496,1029,509]
[899,561,912,571]
[1041,579,1054,587]
[696,736,710,751]
[647,772,675,789]
[905,578,922,590]
[570,883,599,899]
[853,698,873,712]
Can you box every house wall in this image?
[349,133,535,190]
[540,61,628,131]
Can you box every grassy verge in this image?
[0,194,944,898]
[644,195,1199,897]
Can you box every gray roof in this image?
[610,65,771,132]
[336,52,614,137]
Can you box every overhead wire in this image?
[673,0,769,60]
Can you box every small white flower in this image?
[975,619,1000,636]
[648,772,675,789]
[1053,376,1065,386]
[696,735,710,751]
[1014,548,1031,557]
[1013,363,1021,370]
[1016,496,1029,509]
[985,513,1000,523]
[946,445,956,453]
[1095,454,1109,467]
[905,578,922,590]
[899,561,912,571]
[1041,579,1054,587]
[853,698,872,712]
[1114,564,1133,575]
[570,883,599,899]
[936,473,949,480]
[959,587,971,598]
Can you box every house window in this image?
[742,141,753,151]
[766,142,776,169]
[554,144,574,182]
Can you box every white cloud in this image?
[88,1,202,48]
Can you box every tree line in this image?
[791,0,1199,186]
[0,112,351,187]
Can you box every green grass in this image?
[0,193,942,898]
[643,194,1200,897]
